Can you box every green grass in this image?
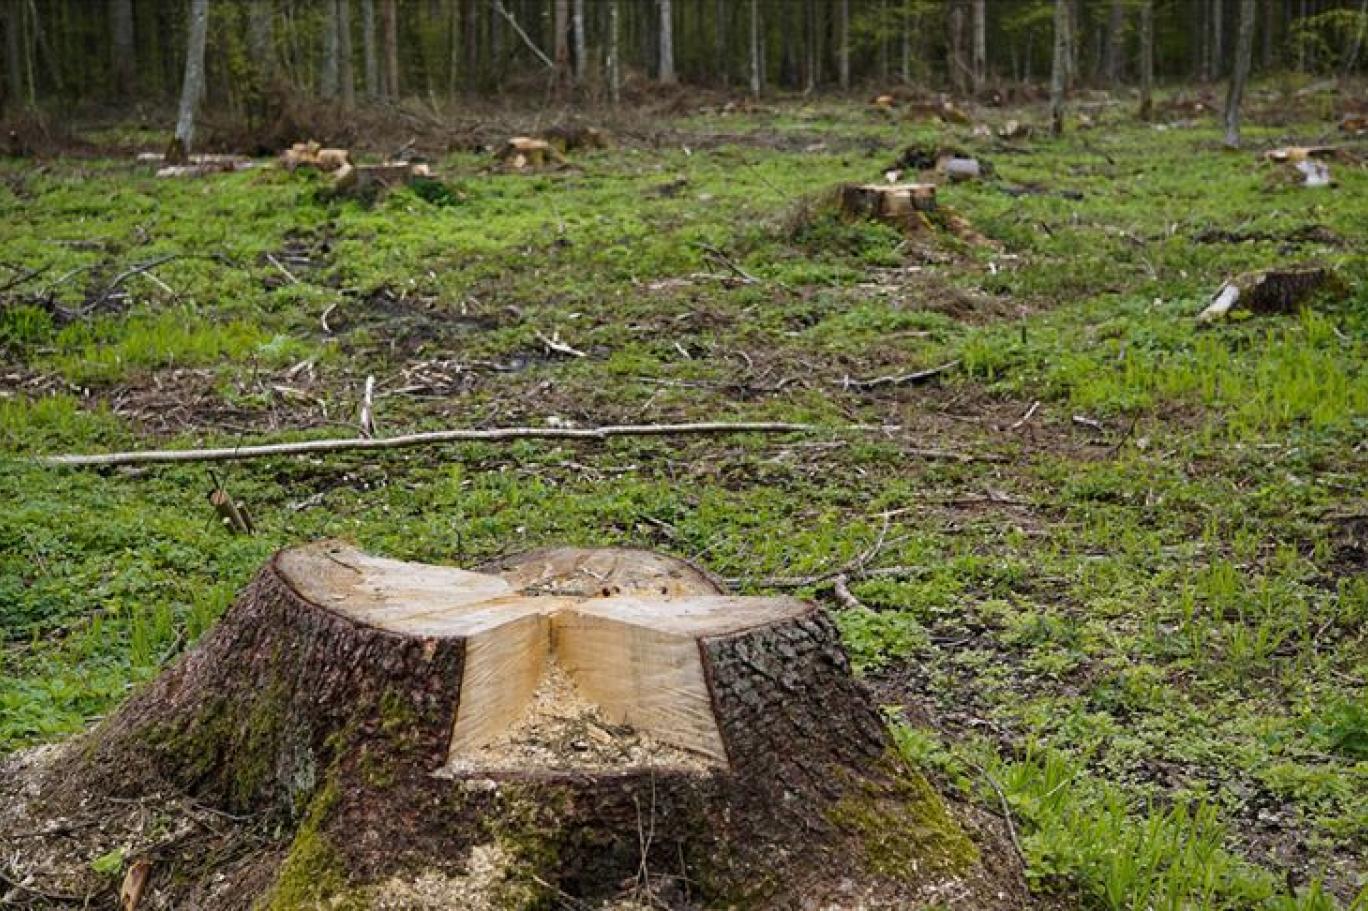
[1,95,1364,907]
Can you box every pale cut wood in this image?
[274,542,812,765]
[553,608,727,762]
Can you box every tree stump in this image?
[840,183,938,227]
[6,543,1026,910]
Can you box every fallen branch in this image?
[38,421,832,468]
[535,329,587,358]
[95,254,181,305]
[840,359,961,391]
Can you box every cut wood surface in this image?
[279,541,810,765]
[840,182,938,223]
[37,420,825,467]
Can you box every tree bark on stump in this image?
[8,543,1025,909]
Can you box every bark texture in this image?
[1224,0,1257,147]
[20,544,1026,910]
[170,0,210,162]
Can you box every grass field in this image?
[1,94,1365,908]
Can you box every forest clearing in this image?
[0,1,1366,909]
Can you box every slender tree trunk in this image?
[1343,0,1368,77]
[949,0,967,94]
[1103,0,1123,84]
[607,0,620,103]
[572,0,586,84]
[553,0,569,85]
[714,0,727,85]
[249,1,273,80]
[971,0,986,94]
[171,0,210,162]
[749,0,760,96]
[1225,0,1256,147]
[338,0,355,107]
[1212,0,1225,78]
[901,4,911,84]
[381,0,399,98]
[837,0,850,90]
[110,0,135,96]
[1138,0,1154,119]
[1050,0,1069,135]
[360,0,378,96]
[3,3,23,109]
[1261,0,1275,68]
[321,0,340,97]
[657,0,675,84]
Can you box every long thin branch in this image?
[492,0,554,69]
[37,421,839,468]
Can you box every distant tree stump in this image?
[840,182,938,227]
[12,543,1026,909]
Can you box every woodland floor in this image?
[0,85,1365,909]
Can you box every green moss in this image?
[827,760,979,882]
[261,779,364,911]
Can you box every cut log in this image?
[8,542,1026,909]
[1200,265,1339,320]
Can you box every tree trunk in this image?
[1050,0,1068,135]
[337,0,355,107]
[948,0,967,95]
[378,0,398,98]
[321,0,340,97]
[971,0,986,94]
[838,0,850,90]
[572,0,586,84]
[5,542,1018,908]
[248,0,273,83]
[1138,0,1154,120]
[607,0,620,103]
[714,0,727,84]
[1343,0,1368,78]
[4,2,25,108]
[1213,0,1225,78]
[658,0,675,84]
[110,0,135,96]
[361,0,378,96]
[552,0,569,85]
[1262,0,1275,68]
[1103,0,1123,84]
[749,0,760,95]
[170,0,209,163]
[901,3,911,83]
[1225,0,1256,147]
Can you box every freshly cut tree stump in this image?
[8,543,1026,910]
[840,182,938,224]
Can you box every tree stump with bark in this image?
[2,543,1027,910]
[839,183,938,225]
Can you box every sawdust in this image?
[444,661,717,774]
[367,845,512,910]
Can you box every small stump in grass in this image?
[840,182,938,226]
[4,543,1027,909]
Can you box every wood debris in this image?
[1199,265,1339,321]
